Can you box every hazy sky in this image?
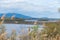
[0,0,60,18]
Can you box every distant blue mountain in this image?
[0,13,60,21]
[0,13,32,19]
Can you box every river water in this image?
[2,24,43,34]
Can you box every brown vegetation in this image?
[0,17,60,40]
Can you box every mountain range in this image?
[0,13,60,21]
[0,13,32,19]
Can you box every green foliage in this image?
[29,25,39,39]
[32,25,39,31]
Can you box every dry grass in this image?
[0,16,60,40]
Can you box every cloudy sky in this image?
[0,0,60,18]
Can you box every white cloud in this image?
[0,0,60,18]
[0,0,60,13]
[16,0,25,2]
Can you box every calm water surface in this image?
[3,24,43,34]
